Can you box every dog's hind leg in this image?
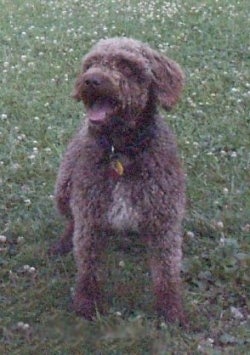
[49,219,74,255]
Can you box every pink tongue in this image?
[87,100,113,123]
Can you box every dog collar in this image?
[109,145,124,178]
[98,123,155,179]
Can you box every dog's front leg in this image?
[72,226,107,320]
[147,231,187,327]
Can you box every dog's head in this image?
[73,38,184,127]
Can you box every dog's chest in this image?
[108,181,139,232]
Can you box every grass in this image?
[0,0,249,353]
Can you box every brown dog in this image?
[51,38,186,325]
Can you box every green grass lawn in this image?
[1,0,249,353]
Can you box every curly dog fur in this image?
[51,37,186,325]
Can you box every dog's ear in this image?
[72,74,83,101]
[149,51,184,110]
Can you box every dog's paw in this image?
[72,295,99,320]
[159,306,188,329]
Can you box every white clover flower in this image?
[4,62,9,67]
[231,151,237,158]
[230,306,244,319]
[0,235,7,243]
[160,322,167,329]
[17,133,26,141]
[23,264,35,273]
[216,221,224,229]
[242,224,250,232]
[12,163,21,171]
[24,199,31,206]
[17,321,25,328]
[17,321,30,330]
[186,231,195,238]
[119,260,125,268]
[17,236,24,243]
[21,55,27,61]
[223,187,229,194]
[1,114,7,120]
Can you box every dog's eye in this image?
[83,55,101,72]
[120,65,134,77]
[120,66,134,77]
[117,60,137,77]
[83,62,93,71]
[118,62,147,84]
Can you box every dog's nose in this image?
[84,75,102,87]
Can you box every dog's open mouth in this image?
[87,97,117,124]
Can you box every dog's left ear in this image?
[72,74,84,101]
[149,51,184,110]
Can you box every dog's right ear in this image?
[72,74,83,101]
